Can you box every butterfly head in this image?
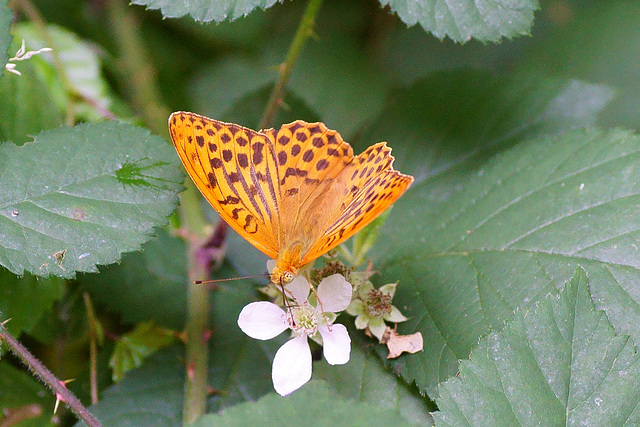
[270,266,297,285]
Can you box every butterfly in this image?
[169,112,414,285]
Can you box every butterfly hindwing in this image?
[301,142,414,264]
[169,112,280,258]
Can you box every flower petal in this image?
[346,299,364,316]
[379,282,397,297]
[286,275,310,304]
[318,323,350,365]
[272,335,312,396]
[385,306,408,323]
[317,274,352,313]
[266,259,276,273]
[368,318,387,342]
[238,301,288,340]
[354,314,370,330]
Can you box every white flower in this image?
[346,281,408,341]
[238,272,352,396]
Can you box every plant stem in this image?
[259,0,324,129]
[83,293,100,405]
[104,1,213,424]
[105,0,169,135]
[0,323,102,427]
[182,246,211,424]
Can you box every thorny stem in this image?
[0,322,102,427]
[259,0,324,130]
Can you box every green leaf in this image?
[193,380,413,426]
[0,122,183,278]
[0,362,54,427]
[516,2,640,131]
[377,127,640,397]
[0,267,64,337]
[314,345,434,426]
[132,0,279,23]
[355,71,618,396]
[78,346,185,426]
[110,322,176,382]
[0,0,11,71]
[435,268,640,426]
[379,0,538,43]
[12,23,113,121]
[79,229,188,330]
[358,71,615,181]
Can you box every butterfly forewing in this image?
[272,121,359,248]
[169,112,280,258]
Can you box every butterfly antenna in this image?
[194,273,269,285]
[279,283,297,326]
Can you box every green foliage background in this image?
[2,0,640,425]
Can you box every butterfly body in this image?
[169,112,414,285]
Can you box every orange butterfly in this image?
[169,112,414,285]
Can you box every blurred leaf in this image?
[133,0,279,23]
[518,2,640,130]
[375,25,526,86]
[0,362,54,427]
[193,380,413,426]
[375,127,640,397]
[0,267,64,337]
[380,0,538,43]
[110,321,176,382]
[435,268,640,426]
[79,229,188,330]
[314,344,434,426]
[189,56,272,123]
[0,122,183,279]
[222,85,321,130]
[287,34,388,138]
[0,40,64,145]
[359,71,615,182]
[0,0,11,70]
[190,34,387,139]
[12,23,113,121]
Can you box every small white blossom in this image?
[238,268,352,396]
[4,40,52,76]
[347,281,407,341]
